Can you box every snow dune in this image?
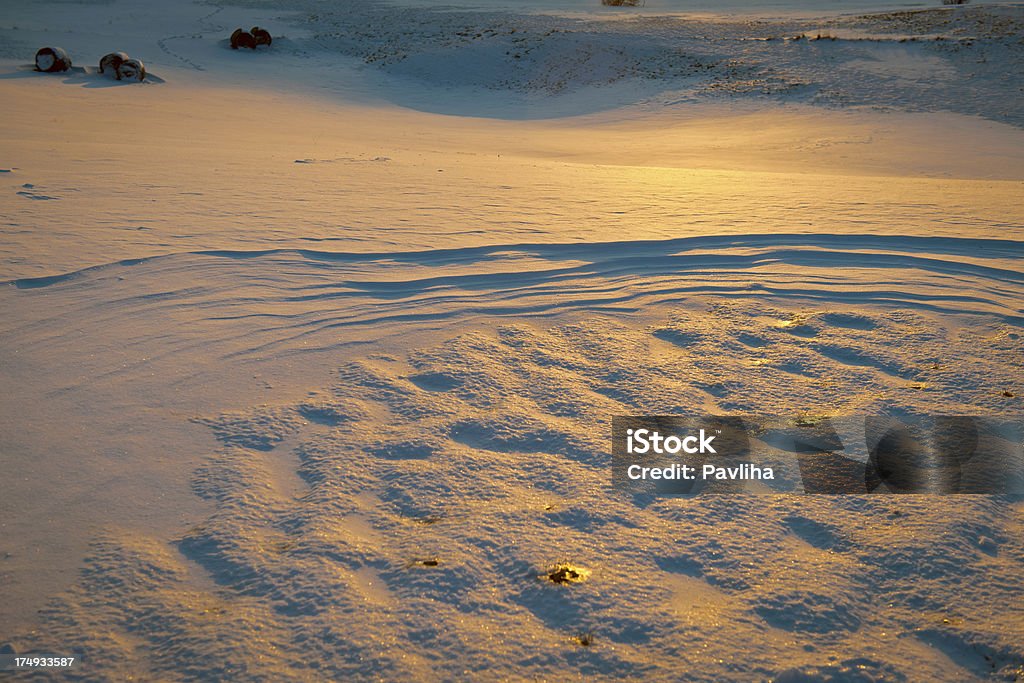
[4,228,1023,679]
[12,300,1024,680]
[0,0,1022,679]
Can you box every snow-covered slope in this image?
[0,0,1022,680]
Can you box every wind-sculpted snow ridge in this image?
[12,272,1024,679]
[274,1,1024,123]
[5,233,1022,366]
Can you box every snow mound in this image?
[288,2,1024,122]
[15,303,1024,680]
